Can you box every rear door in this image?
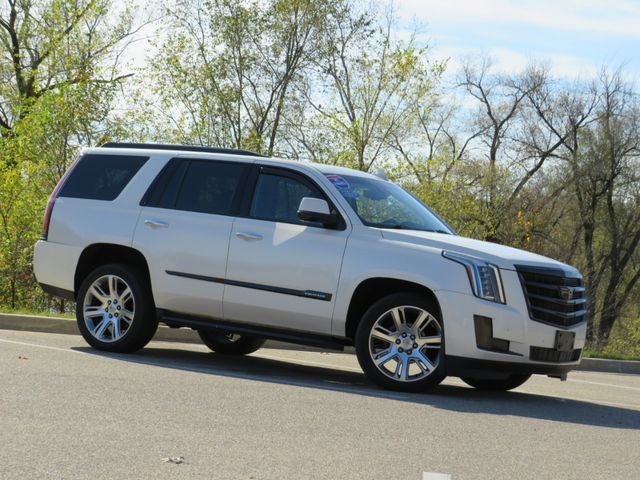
[223,166,351,335]
[133,157,252,319]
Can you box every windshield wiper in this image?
[375,224,450,234]
[375,224,413,230]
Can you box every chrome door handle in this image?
[144,219,169,229]
[236,232,263,241]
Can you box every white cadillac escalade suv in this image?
[33,143,587,392]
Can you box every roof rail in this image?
[100,142,265,157]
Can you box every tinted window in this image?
[142,159,189,208]
[250,173,322,224]
[174,160,247,215]
[59,154,148,201]
[157,160,189,208]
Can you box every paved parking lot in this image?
[1,329,639,479]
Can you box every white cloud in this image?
[430,46,597,80]
[391,0,625,80]
[542,52,599,78]
[396,0,640,38]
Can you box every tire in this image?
[355,292,446,392]
[461,374,531,392]
[76,263,158,353]
[198,329,266,355]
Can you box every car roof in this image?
[84,145,381,181]
[260,155,380,179]
[303,162,380,179]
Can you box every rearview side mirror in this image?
[297,197,340,228]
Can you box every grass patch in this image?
[582,349,640,362]
[0,308,74,319]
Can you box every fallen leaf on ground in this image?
[162,457,184,464]
[18,356,28,360]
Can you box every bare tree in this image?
[583,71,640,344]
[147,0,326,155]
[295,3,444,171]
[455,57,535,240]
[535,68,640,344]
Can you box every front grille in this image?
[515,265,587,328]
[530,346,582,363]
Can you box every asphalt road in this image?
[1,330,639,480]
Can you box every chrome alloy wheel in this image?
[368,305,442,382]
[82,274,135,343]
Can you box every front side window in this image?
[250,173,323,224]
[325,174,452,233]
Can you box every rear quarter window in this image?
[58,154,149,201]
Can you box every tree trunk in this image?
[597,307,617,348]
[10,277,16,309]
[596,269,623,346]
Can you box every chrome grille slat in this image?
[530,305,588,318]
[522,280,585,294]
[526,292,586,306]
[515,265,587,328]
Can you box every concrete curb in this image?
[577,357,640,375]
[2,312,639,374]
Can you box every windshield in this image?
[325,174,453,233]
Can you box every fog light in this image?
[474,315,510,353]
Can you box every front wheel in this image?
[198,329,266,355]
[461,374,531,391]
[355,293,446,392]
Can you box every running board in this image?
[158,310,348,351]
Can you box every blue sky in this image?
[126,0,639,80]
[394,0,640,78]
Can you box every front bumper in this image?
[438,269,587,376]
[445,355,577,378]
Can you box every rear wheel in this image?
[461,374,531,391]
[198,330,266,355]
[355,293,445,392]
[76,263,158,353]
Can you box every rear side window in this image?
[173,160,248,215]
[59,154,149,201]
[141,159,189,208]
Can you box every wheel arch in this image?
[344,277,442,342]
[74,243,153,300]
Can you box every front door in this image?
[223,167,350,335]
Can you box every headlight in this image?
[442,251,506,303]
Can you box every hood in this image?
[380,230,580,275]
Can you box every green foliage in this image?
[602,315,640,359]
[0,84,121,309]
[140,0,328,154]
[295,5,446,171]
[0,0,136,309]
[0,152,42,308]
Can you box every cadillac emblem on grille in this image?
[560,286,575,301]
